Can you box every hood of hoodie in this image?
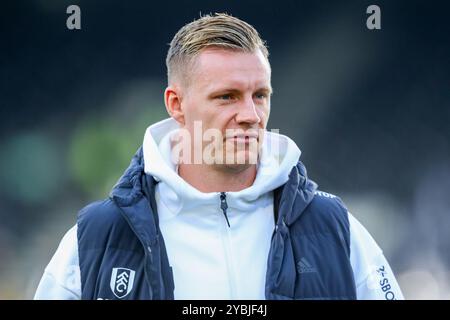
[141,117,315,215]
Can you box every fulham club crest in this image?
[110,267,135,299]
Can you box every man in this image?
[34,13,404,300]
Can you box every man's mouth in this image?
[224,131,259,143]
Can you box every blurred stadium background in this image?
[1,0,449,299]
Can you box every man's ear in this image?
[164,86,185,125]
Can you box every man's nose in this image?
[235,96,261,125]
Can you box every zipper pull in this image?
[220,192,231,228]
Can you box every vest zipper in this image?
[220,192,231,228]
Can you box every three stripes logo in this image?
[297,257,317,274]
[110,267,135,299]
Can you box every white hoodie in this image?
[34,118,404,300]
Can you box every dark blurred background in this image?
[1,0,449,299]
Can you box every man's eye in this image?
[219,94,232,100]
[255,93,267,99]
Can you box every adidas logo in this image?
[297,257,317,274]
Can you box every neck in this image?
[178,164,257,193]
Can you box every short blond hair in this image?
[166,13,269,86]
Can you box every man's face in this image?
[177,47,272,172]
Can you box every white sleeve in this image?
[34,225,82,300]
[348,213,404,300]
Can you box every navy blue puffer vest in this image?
[77,148,356,300]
